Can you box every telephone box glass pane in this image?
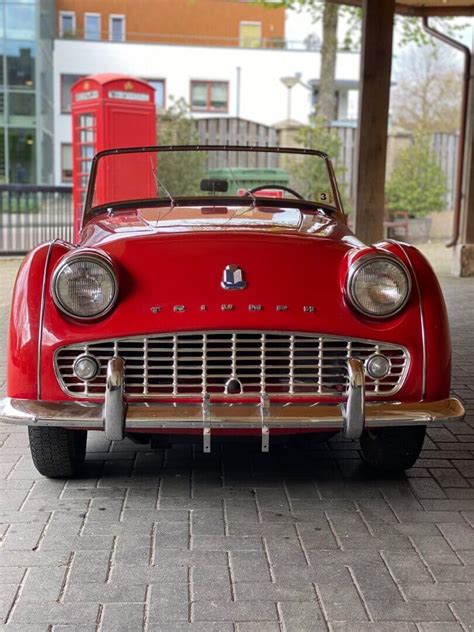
[80,145,94,159]
[79,114,94,128]
[79,130,94,143]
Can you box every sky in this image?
[285,6,473,50]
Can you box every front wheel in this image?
[359,425,426,473]
[28,426,87,478]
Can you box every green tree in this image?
[287,114,350,209]
[155,98,207,197]
[386,138,447,216]
[257,1,467,124]
[392,44,462,135]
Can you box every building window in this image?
[109,15,125,42]
[9,128,36,184]
[61,143,72,182]
[7,42,35,90]
[146,79,166,110]
[61,74,85,114]
[6,4,36,41]
[190,81,228,113]
[9,92,36,126]
[59,11,76,38]
[240,22,262,48]
[84,13,101,40]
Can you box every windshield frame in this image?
[83,144,345,228]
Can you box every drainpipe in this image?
[236,66,241,118]
[422,17,471,247]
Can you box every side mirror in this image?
[200,178,228,193]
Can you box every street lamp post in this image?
[280,75,299,121]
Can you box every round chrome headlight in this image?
[348,256,411,317]
[52,254,118,319]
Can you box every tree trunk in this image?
[318,3,339,122]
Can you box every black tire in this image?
[28,426,87,478]
[360,425,426,473]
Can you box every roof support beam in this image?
[325,0,474,17]
[353,0,395,245]
[455,52,474,276]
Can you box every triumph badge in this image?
[222,264,246,290]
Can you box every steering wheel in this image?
[246,184,304,200]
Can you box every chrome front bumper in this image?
[0,357,465,452]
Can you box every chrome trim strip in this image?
[37,240,61,399]
[54,330,410,400]
[260,393,270,452]
[202,393,211,453]
[389,240,427,399]
[341,358,365,439]
[104,357,126,441]
[0,396,465,430]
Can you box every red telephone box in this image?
[71,74,156,239]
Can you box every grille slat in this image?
[55,331,409,399]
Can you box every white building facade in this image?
[53,38,360,185]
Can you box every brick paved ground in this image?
[0,253,473,632]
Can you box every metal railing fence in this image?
[0,185,73,255]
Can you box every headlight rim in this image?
[347,254,412,319]
[51,252,119,320]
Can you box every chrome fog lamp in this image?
[348,256,411,317]
[365,354,391,379]
[52,254,118,319]
[73,354,100,381]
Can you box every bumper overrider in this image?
[0,358,465,453]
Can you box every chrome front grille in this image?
[55,332,409,399]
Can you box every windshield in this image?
[86,145,341,214]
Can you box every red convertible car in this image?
[0,145,465,477]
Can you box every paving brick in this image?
[0,583,19,624]
[411,535,462,566]
[235,624,281,632]
[193,601,278,623]
[437,522,474,550]
[230,551,272,582]
[382,550,432,583]
[148,582,189,624]
[9,602,100,625]
[278,601,327,632]
[365,600,455,622]
[100,603,145,632]
[234,580,314,601]
[63,583,147,603]
[331,625,417,632]
[19,567,66,602]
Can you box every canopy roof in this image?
[330,0,474,16]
